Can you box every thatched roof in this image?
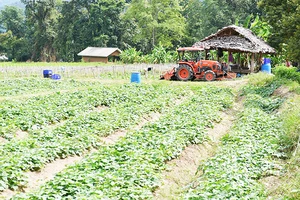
[193,25,275,54]
[78,47,122,57]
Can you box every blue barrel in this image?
[131,72,141,83]
[264,58,271,64]
[51,74,61,80]
[261,63,271,74]
[261,58,271,73]
[43,70,53,78]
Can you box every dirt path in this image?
[153,112,234,199]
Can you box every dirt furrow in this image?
[101,112,161,145]
[0,137,7,144]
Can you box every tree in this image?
[0,6,30,61]
[55,0,125,62]
[182,0,262,45]
[258,0,300,62]
[0,6,25,38]
[21,0,59,62]
[123,0,186,53]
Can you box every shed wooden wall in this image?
[82,56,108,63]
[111,51,121,56]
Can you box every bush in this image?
[247,72,275,86]
[120,45,177,64]
[148,44,176,64]
[120,48,142,64]
[273,65,300,84]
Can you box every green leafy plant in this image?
[148,43,176,64]
[0,83,186,191]
[120,48,142,64]
[273,65,300,84]
[11,86,234,198]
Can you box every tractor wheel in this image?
[204,70,216,81]
[176,65,193,81]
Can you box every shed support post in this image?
[238,53,241,68]
[205,50,208,60]
[259,53,263,66]
[250,53,255,73]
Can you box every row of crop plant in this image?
[12,86,234,199]
[0,84,174,139]
[185,75,286,199]
[0,78,98,97]
[0,84,185,191]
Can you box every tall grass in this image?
[273,94,300,199]
[280,95,300,154]
[267,66,300,199]
[247,71,275,86]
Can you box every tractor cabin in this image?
[193,25,276,74]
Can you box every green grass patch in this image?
[279,95,300,153]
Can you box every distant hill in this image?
[0,0,24,10]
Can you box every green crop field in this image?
[0,68,299,199]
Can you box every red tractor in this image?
[160,47,236,81]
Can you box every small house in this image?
[77,47,122,63]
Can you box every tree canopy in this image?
[0,0,297,63]
[259,0,300,63]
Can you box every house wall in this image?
[111,51,121,56]
[82,56,108,63]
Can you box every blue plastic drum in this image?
[43,70,53,78]
[131,72,141,83]
[264,58,271,64]
[262,58,271,74]
[51,74,61,80]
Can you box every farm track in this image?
[0,130,28,145]
[0,137,7,144]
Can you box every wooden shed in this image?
[78,47,122,63]
[193,25,276,73]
